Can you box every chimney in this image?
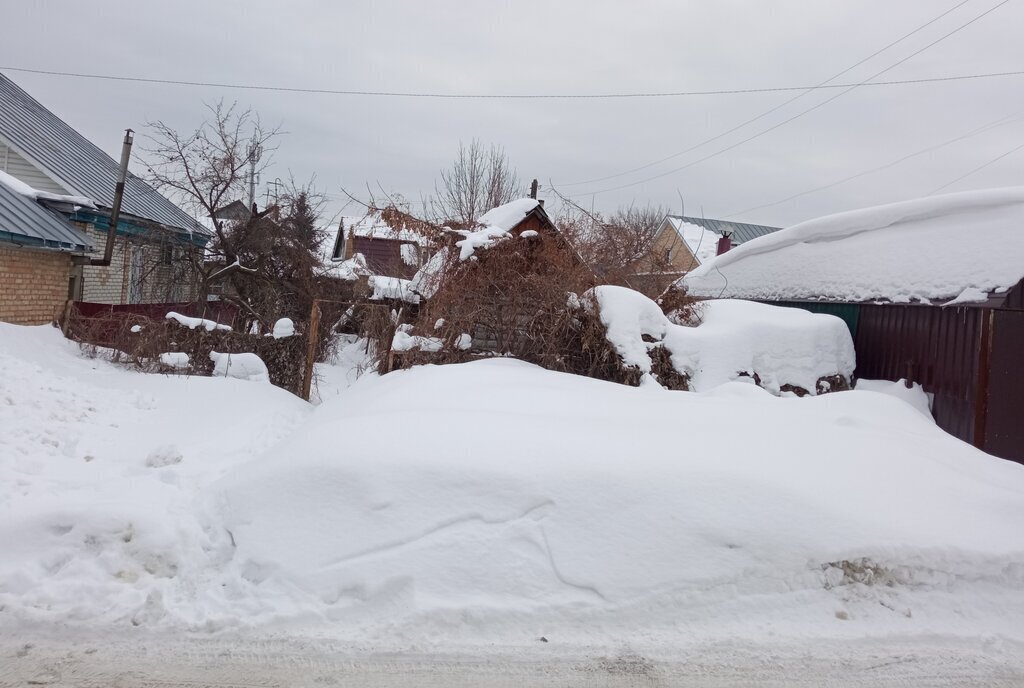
[716,233,733,256]
[529,179,539,199]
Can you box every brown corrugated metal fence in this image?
[854,304,986,448]
[984,310,1024,461]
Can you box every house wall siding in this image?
[652,223,700,274]
[79,225,199,304]
[0,244,72,325]
[0,140,70,195]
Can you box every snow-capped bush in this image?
[589,286,854,395]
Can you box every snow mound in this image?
[0,323,309,630]
[158,352,190,369]
[272,318,295,339]
[683,187,1024,303]
[219,359,1024,643]
[856,378,933,419]
[166,312,231,332]
[3,322,1023,647]
[590,286,855,393]
[209,351,269,382]
[392,329,443,352]
[369,275,419,303]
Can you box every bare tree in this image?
[554,197,670,296]
[433,140,521,224]
[142,102,283,306]
[144,101,279,220]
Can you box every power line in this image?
[561,0,976,186]
[562,0,1013,198]
[1,65,1023,100]
[929,139,1024,193]
[722,113,1021,218]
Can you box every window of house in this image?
[160,244,173,265]
[665,247,673,263]
[331,230,346,260]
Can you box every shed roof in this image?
[0,73,205,236]
[346,208,437,246]
[666,215,780,245]
[682,187,1024,306]
[0,178,92,252]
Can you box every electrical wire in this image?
[561,0,975,186]
[929,139,1024,193]
[1,65,1022,100]
[562,0,1013,198]
[722,113,1021,218]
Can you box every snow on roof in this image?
[668,215,781,245]
[478,198,540,232]
[0,73,205,235]
[668,217,722,267]
[0,169,96,209]
[325,252,372,281]
[410,247,449,299]
[683,187,1024,304]
[346,210,433,246]
[0,172,93,252]
[369,275,419,304]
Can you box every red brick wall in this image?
[0,245,72,325]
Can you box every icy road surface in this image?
[2,632,1023,687]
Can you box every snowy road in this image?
[2,633,1023,687]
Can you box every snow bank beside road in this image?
[1,323,1022,648]
[0,324,309,629]
[221,359,1024,643]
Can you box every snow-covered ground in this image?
[1,321,1023,677]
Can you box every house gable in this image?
[0,137,72,196]
[0,73,204,235]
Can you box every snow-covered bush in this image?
[66,307,310,394]
[589,286,855,394]
[391,223,601,372]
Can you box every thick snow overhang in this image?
[682,188,1024,307]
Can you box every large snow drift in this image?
[683,187,1024,303]
[591,286,854,393]
[2,324,1023,646]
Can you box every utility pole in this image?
[247,141,261,210]
[529,179,539,199]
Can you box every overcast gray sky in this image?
[4,0,1024,227]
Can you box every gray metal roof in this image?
[0,180,92,252]
[0,72,206,236]
[668,215,781,245]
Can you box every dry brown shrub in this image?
[381,230,674,388]
[66,306,313,395]
[657,283,701,326]
[410,230,594,361]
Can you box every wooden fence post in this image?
[60,299,75,338]
[301,300,321,401]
